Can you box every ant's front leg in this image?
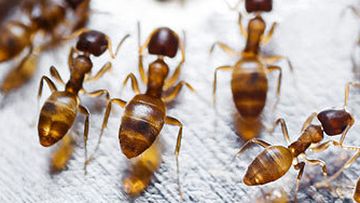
[121,73,141,95]
[49,66,65,86]
[210,41,238,56]
[261,22,278,45]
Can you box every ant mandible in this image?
[0,0,91,93]
[212,0,292,119]
[236,82,360,201]
[37,29,129,173]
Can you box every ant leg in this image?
[269,118,291,144]
[294,162,305,203]
[238,13,248,38]
[79,105,90,175]
[62,28,89,40]
[304,156,328,176]
[301,112,318,132]
[50,66,65,86]
[121,73,141,95]
[137,22,156,84]
[261,22,278,45]
[165,116,184,199]
[86,98,127,165]
[164,31,186,90]
[235,138,271,158]
[162,81,195,104]
[262,55,294,72]
[106,34,130,59]
[37,76,57,100]
[315,150,360,188]
[339,115,354,145]
[344,81,360,108]
[267,65,282,96]
[86,62,112,82]
[213,66,233,106]
[83,89,110,101]
[210,41,238,56]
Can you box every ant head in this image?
[64,0,86,10]
[148,27,179,58]
[245,0,272,13]
[73,55,93,74]
[76,30,108,57]
[148,59,169,81]
[31,4,66,31]
[317,109,353,136]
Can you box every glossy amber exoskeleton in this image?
[245,0,272,13]
[354,178,360,203]
[212,13,291,120]
[239,82,360,201]
[37,30,129,172]
[0,0,91,94]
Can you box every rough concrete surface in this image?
[0,0,360,202]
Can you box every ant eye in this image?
[245,0,272,13]
[148,27,179,58]
[76,30,108,56]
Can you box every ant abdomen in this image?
[76,30,109,56]
[148,27,179,58]
[0,24,31,62]
[243,146,293,185]
[38,92,78,147]
[119,94,166,159]
[317,109,353,136]
[245,0,273,13]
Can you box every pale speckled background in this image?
[0,0,360,202]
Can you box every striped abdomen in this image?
[119,94,166,159]
[231,59,268,118]
[38,92,78,147]
[243,146,293,185]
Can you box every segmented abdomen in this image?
[119,94,166,159]
[243,146,293,185]
[231,64,268,118]
[38,92,78,147]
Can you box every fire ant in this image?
[37,29,129,173]
[236,82,360,201]
[211,0,292,120]
[130,22,190,102]
[87,23,195,199]
[0,0,91,93]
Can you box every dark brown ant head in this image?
[64,0,86,10]
[73,55,93,74]
[148,27,179,58]
[317,109,354,136]
[245,0,272,13]
[31,4,66,31]
[76,30,108,57]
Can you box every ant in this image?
[131,22,190,102]
[211,0,292,120]
[0,0,91,93]
[236,82,360,201]
[87,23,195,199]
[355,178,360,203]
[37,29,129,173]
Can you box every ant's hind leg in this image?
[79,105,90,175]
[121,73,140,95]
[165,116,184,199]
[213,65,233,106]
[267,65,282,96]
[304,156,328,176]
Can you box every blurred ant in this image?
[37,29,129,173]
[211,0,292,120]
[224,0,273,12]
[0,0,91,93]
[87,23,195,199]
[236,82,360,201]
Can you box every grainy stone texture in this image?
[0,0,359,202]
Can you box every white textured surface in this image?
[0,0,360,202]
